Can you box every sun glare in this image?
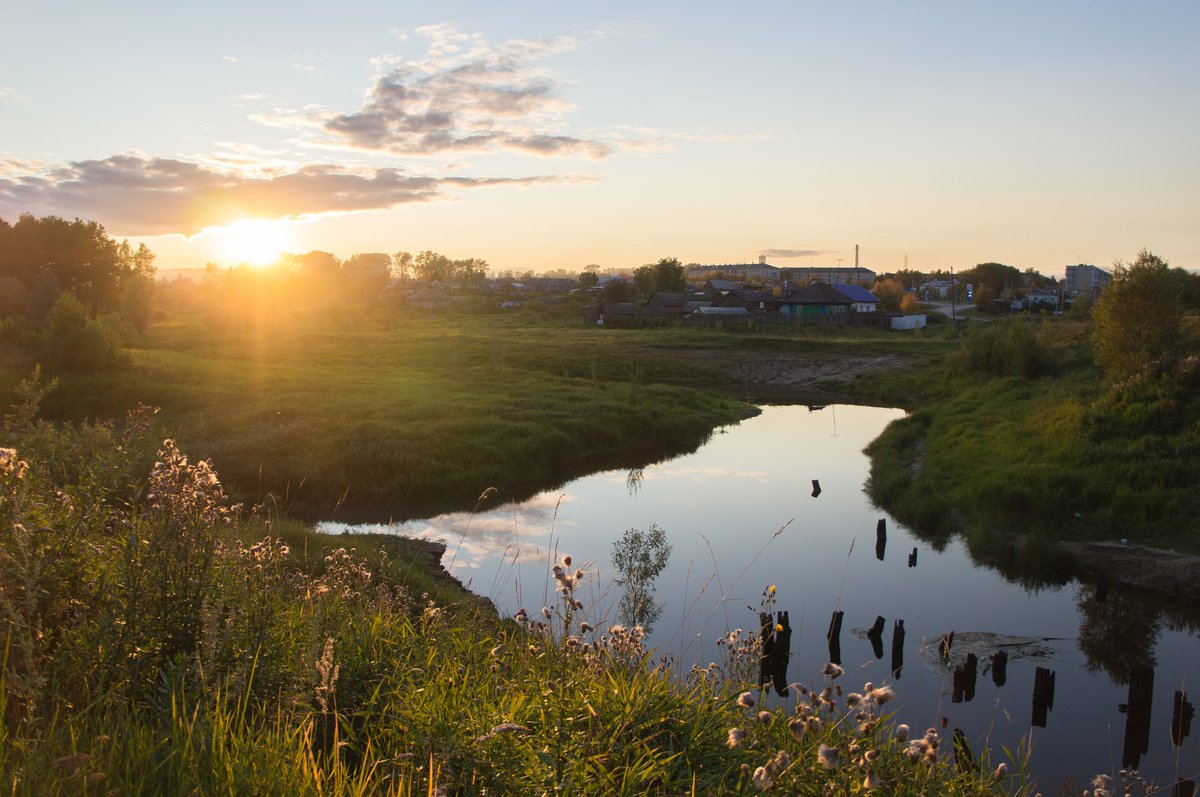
[212,218,292,267]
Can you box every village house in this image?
[777,283,854,318]
[833,283,880,312]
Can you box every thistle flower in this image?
[541,606,552,620]
[869,684,896,705]
[752,766,771,791]
[757,710,773,724]
[822,662,845,679]
[737,691,756,708]
[993,762,1008,779]
[562,555,572,568]
[580,621,594,633]
[726,728,746,748]
[862,769,881,791]
[788,717,806,742]
[895,724,909,743]
[817,743,840,770]
[489,644,505,657]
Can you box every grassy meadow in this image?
[866,317,1200,560]
[4,308,949,521]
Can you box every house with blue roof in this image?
[833,284,880,313]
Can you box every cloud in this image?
[0,152,574,236]
[270,24,609,159]
[757,248,826,259]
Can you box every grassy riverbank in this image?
[1,310,947,521]
[0,408,1031,795]
[865,318,1200,560]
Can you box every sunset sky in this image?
[2,2,1198,276]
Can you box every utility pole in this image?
[951,266,956,322]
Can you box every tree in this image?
[452,258,488,288]
[578,270,599,290]
[413,250,452,283]
[120,241,157,334]
[965,262,1022,295]
[651,257,686,293]
[1093,250,1184,385]
[343,252,392,300]
[900,293,921,314]
[392,251,414,281]
[872,279,906,312]
[632,265,655,297]
[973,284,996,314]
[600,279,634,303]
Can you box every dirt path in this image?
[663,348,910,399]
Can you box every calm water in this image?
[323,405,1199,789]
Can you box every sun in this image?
[212,218,292,267]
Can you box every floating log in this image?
[890,619,905,680]
[811,479,821,498]
[991,650,1008,688]
[908,547,918,568]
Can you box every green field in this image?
[866,318,1200,559]
[8,310,948,521]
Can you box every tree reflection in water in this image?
[611,524,672,633]
[1076,584,1160,683]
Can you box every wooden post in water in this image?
[908,547,918,567]
[811,479,821,498]
[826,610,844,665]
[991,650,1008,688]
[890,619,905,679]
[1032,666,1056,728]
[1173,690,1194,747]
[867,615,886,660]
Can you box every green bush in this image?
[40,292,127,372]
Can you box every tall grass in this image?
[1,386,1034,795]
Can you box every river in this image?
[322,404,1199,790]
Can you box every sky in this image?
[2,2,1199,277]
